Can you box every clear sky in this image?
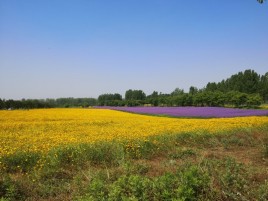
[0,0,267,99]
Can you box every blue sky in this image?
[0,0,267,99]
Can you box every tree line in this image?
[0,69,267,109]
[205,70,268,100]
[98,90,263,108]
[97,69,267,108]
[0,98,97,110]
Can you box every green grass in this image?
[1,126,268,200]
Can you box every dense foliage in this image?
[97,93,122,106]
[205,70,268,101]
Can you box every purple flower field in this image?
[98,107,268,118]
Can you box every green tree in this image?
[189,86,198,95]
[146,91,159,106]
[125,89,146,101]
[210,69,262,94]
[226,91,248,107]
[171,88,184,96]
[0,99,6,109]
[98,93,122,106]
[193,92,206,106]
[260,72,268,102]
[246,94,263,107]
[205,82,218,92]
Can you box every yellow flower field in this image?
[0,108,268,157]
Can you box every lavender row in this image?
[96,106,268,118]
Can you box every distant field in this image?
[1,108,268,157]
[98,106,268,118]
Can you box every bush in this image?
[0,152,41,173]
[176,166,210,200]
[202,157,250,200]
[41,142,124,171]
[79,165,210,200]
[0,174,26,201]
[108,175,153,200]
[124,139,162,159]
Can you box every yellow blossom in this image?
[0,108,267,157]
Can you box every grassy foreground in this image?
[1,127,268,200]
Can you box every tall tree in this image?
[205,82,218,92]
[171,88,184,96]
[260,72,268,102]
[189,86,198,95]
[98,93,122,106]
[125,89,146,100]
